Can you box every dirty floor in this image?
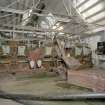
[0,72,105,105]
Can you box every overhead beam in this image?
[0,28,47,35]
[76,0,89,8]
[0,27,96,39]
[0,6,73,19]
[62,0,70,15]
[90,16,105,24]
[33,8,72,18]
[86,8,105,20]
[80,0,103,14]
[0,14,13,19]
[0,7,24,14]
[1,22,102,35]
[0,24,76,35]
[5,0,19,8]
[0,6,72,25]
[71,30,105,41]
[0,27,104,41]
[0,38,46,41]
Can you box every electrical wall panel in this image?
[97,42,105,55]
[2,45,10,55]
[17,46,26,56]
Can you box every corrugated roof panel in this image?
[87,11,105,23]
[76,0,105,26]
[78,0,99,12]
[76,0,86,6]
[95,19,105,26]
[82,3,104,18]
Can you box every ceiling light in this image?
[59,32,64,35]
[29,13,31,16]
[52,26,57,29]
[58,26,64,30]
[56,17,71,23]
[56,23,60,26]
[33,34,36,36]
[29,9,32,13]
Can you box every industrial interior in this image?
[0,0,105,105]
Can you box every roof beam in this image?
[76,0,89,8]
[0,24,72,35]
[0,7,24,14]
[0,38,46,41]
[0,24,88,36]
[0,28,47,35]
[80,0,103,14]
[90,16,105,24]
[5,0,19,8]
[0,14,13,19]
[86,8,105,20]
[0,6,72,20]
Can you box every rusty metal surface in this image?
[68,68,105,92]
[27,48,43,61]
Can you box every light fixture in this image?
[33,34,36,36]
[56,23,60,26]
[59,32,64,35]
[28,9,32,16]
[52,26,57,29]
[29,9,32,13]
[58,26,64,30]
[29,13,31,16]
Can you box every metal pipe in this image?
[0,6,72,19]
[0,28,46,35]
[0,7,24,14]
[0,91,44,105]
[5,0,19,8]
[0,93,105,101]
[0,14,13,19]
[0,27,72,35]
[62,0,70,15]
[0,23,87,35]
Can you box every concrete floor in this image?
[0,99,22,105]
[0,72,105,105]
[68,68,105,91]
